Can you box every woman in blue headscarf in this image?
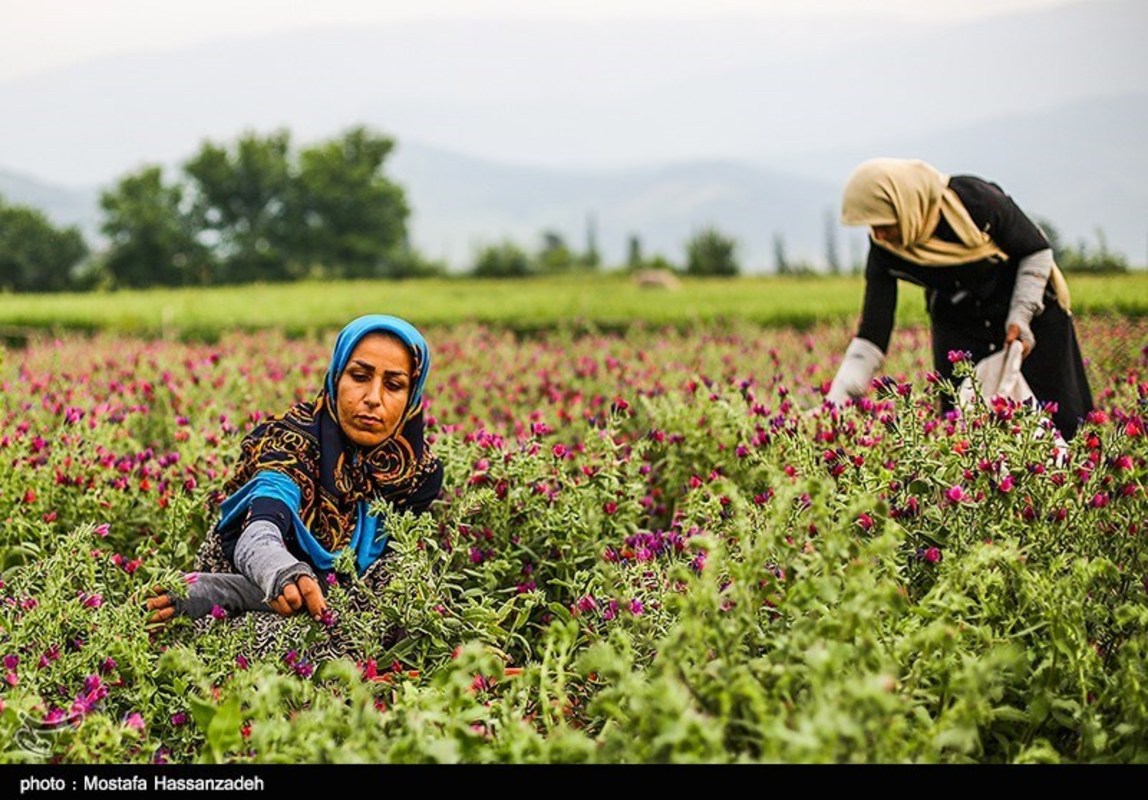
[146,315,442,647]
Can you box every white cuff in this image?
[827,337,884,405]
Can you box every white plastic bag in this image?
[957,341,1069,464]
[957,341,1033,407]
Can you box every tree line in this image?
[0,126,1131,293]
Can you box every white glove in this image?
[826,337,884,405]
[1006,248,1054,353]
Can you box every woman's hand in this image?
[1005,324,1033,358]
[145,587,175,627]
[267,574,327,620]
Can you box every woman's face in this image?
[871,223,901,246]
[335,333,414,448]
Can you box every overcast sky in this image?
[2,0,1085,83]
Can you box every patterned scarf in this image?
[219,316,438,568]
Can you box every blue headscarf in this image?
[325,314,431,418]
[216,315,437,575]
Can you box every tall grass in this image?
[2,273,1145,339]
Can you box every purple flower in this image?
[98,657,117,674]
[80,593,103,609]
[2,654,17,671]
[170,712,188,727]
[209,604,228,620]
[629,599,645,615]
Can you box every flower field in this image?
[0,316,1146,763]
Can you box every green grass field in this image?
[1,272,1146,338]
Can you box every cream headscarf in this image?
[841,158,1069,309]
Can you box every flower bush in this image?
[0,318,1145,762]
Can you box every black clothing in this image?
[855,175,1093,439]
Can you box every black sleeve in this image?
[856,246,899,353]
[218,495,294,563]
[948,176,1050,260]
[402,458,444,516]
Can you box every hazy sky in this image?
[2,0,1085,83]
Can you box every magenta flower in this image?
[629,599,645,615]
[124,712,146,732]
[93,523,110,538]
[236,655,249,670]
[856,513,874,532]
[998,475,1015,493]
[170,712,188,727]
[80,593,103,609]
[209,605,228,620]
[924,547,942,564]
[2,654,17,671]
[945,486,966,503]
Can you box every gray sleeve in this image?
[170,572,267,619]
[233,519,316,602]
[1006,248,1054,349]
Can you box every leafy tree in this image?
[773,232,790,276]
[1034,217,1128,274]
[184,130,295,283]
[580,214,600,269]
[536,230,576,273]
[824,209,841,275]
[0,195,88,292]
[100,166,212,287]
[472,240,533,278]
[626,234,643,271]
[685,227,739,277]
[294,127,410,279]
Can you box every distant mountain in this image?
[773,92,1148,265]
[0,170,99,239]
[3,92,1145,272]
[387,146,843,271]
[0,0,1142,185]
